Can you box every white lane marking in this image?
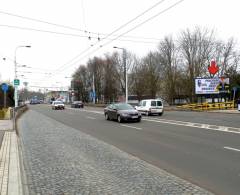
[121,124,142,130]
[66,108,240,134]
[224,147,240,152]
[142,118,240,134]
[67,107,103,114]
[86,116,96,120]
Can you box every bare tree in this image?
[72,65,90,102]
[141,51,160,98]
[213,38,239,77]
[179,27,215,101]
[157,36,179,104]
[87,57,105,103]
[129,56,147,101]
[103,54,119,103]
[112,50,135,97]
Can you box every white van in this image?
[135,99,164,116]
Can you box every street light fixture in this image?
[113,46,128,103]
[14,45,31,108]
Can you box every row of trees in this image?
[71,27,240,104]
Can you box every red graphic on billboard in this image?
[208,60,219,75]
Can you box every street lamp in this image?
[113,46,128,103]
[14,45,31,108]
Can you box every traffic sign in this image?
[1,83,9,92]
[14,79,20,86]
[90,91,96,98]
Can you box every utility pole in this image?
[14,45,31,108]
[92,74,95,104]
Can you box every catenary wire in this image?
[46,0,168,74]
[54,0,185,74]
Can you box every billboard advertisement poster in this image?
[195,78,230,94]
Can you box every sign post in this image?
[1,83,9,108]
[233,87,237,101]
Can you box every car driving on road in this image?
[71,101,84,108]
[52,101,65,110]
[104,103,141,123]
[135,99,164,116]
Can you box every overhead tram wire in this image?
[46,0,168,75]
[0,10,87,33]
[0,24,88,38]
[0,9,163,41]
[0,24,159,44]
[55,0,186,74]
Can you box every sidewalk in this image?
[0,120,22,195]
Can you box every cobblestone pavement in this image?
[18,110,214,195]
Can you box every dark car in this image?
[104,103,141,123]
[71,101,84,108]
[30,99,39,104]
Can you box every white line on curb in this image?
[224,146,240,152]
[121,124,142,130]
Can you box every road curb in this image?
[17,136,29,195]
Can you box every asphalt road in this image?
[28,104,240,195]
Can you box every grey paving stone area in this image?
[18,110,213,195]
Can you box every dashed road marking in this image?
[86,116,96,120]
[224,146,240,152]
[121,124,142,130]
[66,108,240,134]
[67,108,103,114]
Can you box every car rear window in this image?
[157,101,162,106]
[151,101,156,106]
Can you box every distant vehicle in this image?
[52,101,65,110]
[135,99,164,116]
[71,101,84,108]
[104,103,141,123]
[30,99,39,104]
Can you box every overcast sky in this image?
[1,0,240,91]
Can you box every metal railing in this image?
[177,101,235,111]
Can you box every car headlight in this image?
[121,113,129,117]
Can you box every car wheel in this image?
[158,112,163,116]
[105,113,110,120]
[117,115,122,123]
[137,118,141,122]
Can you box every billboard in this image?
[195,78,230,94]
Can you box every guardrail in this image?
[177,101,235,111]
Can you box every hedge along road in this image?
[24,104,240,195]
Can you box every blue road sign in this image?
[90,91,96,98]
[1,83,9,92]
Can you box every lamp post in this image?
[113,46,128,103]
[14,45,31,108]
